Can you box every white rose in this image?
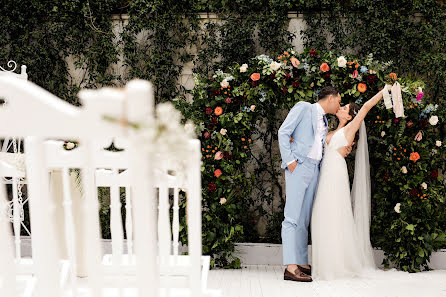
[418,87,423,93]
[240,64,248,73]
[66,142,75,149]
[219,198,227,205]
[381,131,386,137]
[369,69,376,74]
[436,140,442,147]
[220,128,227,135]
[270,61,282,71]
[337,56,347,68]
[421,182,427,190]
[394,203,401,214]
[429,115,439,126]
[251,105,256,112]
[401,166,407,174]
[220,79,229,88]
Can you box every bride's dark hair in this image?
[348,102,361,150]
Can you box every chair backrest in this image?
[0,76,162,297]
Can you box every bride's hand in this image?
[337,143,354,158]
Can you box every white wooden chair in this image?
[0,75,217,297]
[0,61,30,262]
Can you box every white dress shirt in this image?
[287,103,327,165]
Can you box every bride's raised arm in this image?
[344,88,385,144]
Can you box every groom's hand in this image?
[337,144,353,158]
[287,161,298,173]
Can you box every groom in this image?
[278,86,351,282]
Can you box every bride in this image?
[310,88,385,280]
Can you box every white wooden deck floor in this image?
[207,265,446,297]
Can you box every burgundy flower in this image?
[323,72,331,80]
[251,81,258,87]
[292,81,300,88]
[420,119,428,129]
[225,97,232,104]
[282,87,288,93]
[211,90,220,97]
[285,73,291,80]
[207,182,216,192]
[393,119,400,124]
[203,131,210,139]
[224,151,232,159]
[343,82,352,89]
[309,48,318,57]
[212,117,218,124]
[409,188,419,196]
[206,124,214,130]
[383,172,390,182]
[367,74,377,85]
[271,72,276,80]
[205,107,213,115]
[430,170,438,180]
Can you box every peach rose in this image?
[250,73,260,81]
[214,106,223,116]
[290,57,300,68]
[320,63,330,72]
[358,83,367,93]
[214,169,222,178]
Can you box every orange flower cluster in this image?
[393,145,407,161]
[374,115,385,124]
[241,137,252,149]
[409,152,420,162]
[347,60,360,69]
[409,103,419,109]
[277,51,290,64]
[418,193,428,201]
[220,85,232,96]
[203,145,219,158]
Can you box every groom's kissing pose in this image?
[278,86,351,282]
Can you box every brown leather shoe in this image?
[283,267,312,282]
[297,265,312,276]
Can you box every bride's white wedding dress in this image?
[311,126,375,280]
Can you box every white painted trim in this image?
[19,238,446,270]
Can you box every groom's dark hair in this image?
[318,86,339,101]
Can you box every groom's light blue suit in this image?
[278,101,326,265]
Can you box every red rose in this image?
[430,170,438,180]
[409,189,419,196]
[393,119,400,124]
[212,117,218,124]
[292,81,300,88]
[208,182,216,192]
[282,87,288,93]
[309,48,318,57]
[224,151,232,159]
[205,107,213,115]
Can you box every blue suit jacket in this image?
[278,102,320,169]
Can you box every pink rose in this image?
[214,151,224,160]
[352,70,359,79]
[416,92,424,101]
[414,131,422,142]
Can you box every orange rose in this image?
[250,73,260,81]
[389,73,397,80]
[320,62,330,72]
[358,83,367,93]
[214,169,222,178]
[409,152,420,162]
[214,106,223,116]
